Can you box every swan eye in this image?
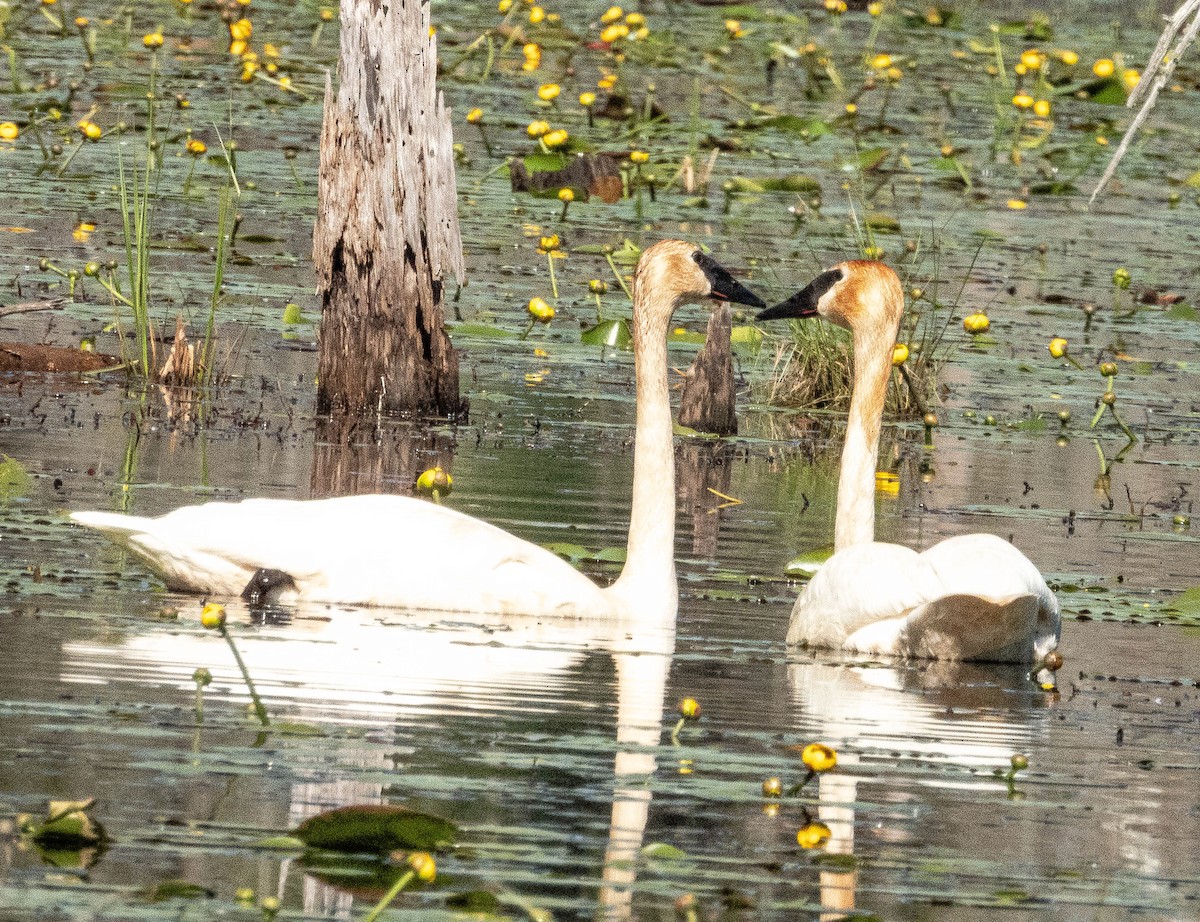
[809,267,844,304]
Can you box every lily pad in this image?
[143,881,215,902]
[641,842,690,860]
[581,318,632,349]
[730,325,763,347]
[0,454,32,502]
[1167,586,1200,623]
[292,804,458,854]
[20,799,108,848]
[755,115,830,141]
[785,546,833,579]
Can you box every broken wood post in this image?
[314,0,466,418]
[678,305,737,436]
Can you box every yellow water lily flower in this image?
[801,743,838,773]
[963,311,991,333]
[797,822,832,849]
[528,297,554,322]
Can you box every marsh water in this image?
[2,0,1200,919]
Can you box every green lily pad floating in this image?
[449,322,519,340]
[1166,303,1198,322]
[448,891,503,913]
[19,799,108,849]
[730,325,763,347]
[1070,77,1127,105]
[521,151,569,174]
[866,212,901,233]
[641,842,690,860]
[933,155,972,187]
[0,454,33,502]
[544,542,627,564]
[581,318,632,349]
[754,115,830,142]
[1166,586,1200,624]
[726,174,820,194]
[143,881,216,902]
[291,804,458,854]
[448,888,553,922]
[837,147,891,173]
[608,238,643,266]
[785,546,833,579]
[997,17,1052,40]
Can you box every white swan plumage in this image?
[72,240,764,617]
[758,260,1060,664]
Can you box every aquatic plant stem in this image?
[605,253,633,300]
[202,185,236,382]
[896,362,928,417]
[54,139,87,178]
[218,624,271,727]
[362,870,415,922]
[785,769,817,795]
[547,252,559,299]
[669,717,687,745]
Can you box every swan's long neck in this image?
[608,287,678,612]
[834,284,901,552]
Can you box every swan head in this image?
[634,240,765,312]
[756,261,903,333]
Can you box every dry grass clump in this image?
[760,317,941,419]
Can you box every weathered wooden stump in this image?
[314,0,466,419]
[677,305,737,436]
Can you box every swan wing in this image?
[73,496,609,616]
[787,534,1059,662]
[913,533,1060,661]
[787,542,943,648]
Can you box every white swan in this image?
[757,261,1060,664]
[70,240,764,617]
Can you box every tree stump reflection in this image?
[310,415,456,499]
[675,440,735,559]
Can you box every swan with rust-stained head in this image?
[758,261,1060,665]
[71,240,764,617]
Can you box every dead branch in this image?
[1091,0,1200,203]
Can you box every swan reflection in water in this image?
[61,601,676,920]
[790,655,1055,920]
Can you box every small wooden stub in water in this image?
[677,305,737,436]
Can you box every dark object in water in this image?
[678,305,737,436]
[510,151,625,203]
[241,567,298,607]
[0,342,120,374]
